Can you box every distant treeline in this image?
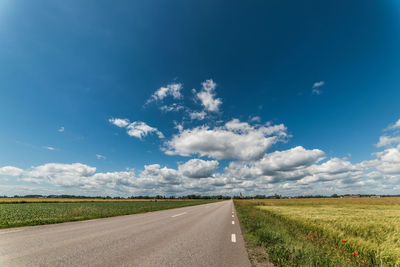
[232,193,399,199]
[1,194,399,199]
[0,194,231,200]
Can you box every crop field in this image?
[0,199,218,228]
[0,198,183,203]
[235,198,400,267]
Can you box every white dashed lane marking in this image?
[232,221,235,225]
[231,234,236,243]
[171,212,187,218]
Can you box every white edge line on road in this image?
[171,212,187,218]
[231,234,236,243]
[0,229,23,235]
[232,221,235,224]
[232,215,234,217]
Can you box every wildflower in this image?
[355,252,358,256]
[311,238,314,241]
[352,253,355,256]
[340,251,343,254]
[335,245,338,249]
[342,239,347,243]
[314,233,318,237]
[361,260,365,264]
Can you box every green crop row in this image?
[0,200,218,228]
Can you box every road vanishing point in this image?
[0,200,251,267]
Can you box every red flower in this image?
[340,251,343,254]
[355,252,359,256]
[314,233,318,237]
[311,238,314,241]
[342,239,347,243]
[335,245,338,249]
[352,253,355,256]
[361,260,365,264]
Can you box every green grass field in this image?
[235,198,400,267]
[0,198,185,203]
[0,199,218,228]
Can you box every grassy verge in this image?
[235,199,400,267]
[0,199,219,228]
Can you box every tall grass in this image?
[235,198,400,267]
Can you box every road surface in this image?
[0,200,251,267]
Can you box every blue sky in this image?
[1,0,400,196]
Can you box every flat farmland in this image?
[0,199,219,228]
[235,198,400,266]
[0,198,182,203]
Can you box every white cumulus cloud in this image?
[0,166,24,177]
[256,146,325,173]
[376,136,400,147]
[195,79,222,112]
[312,81,325,88]
[160,104,184,112]
[388,119,400,130]
[126,121,164,139]
[21,163,97,186]
[138,164,181,187]
[189,111,206,120]
[374,144,400,174]
[109,118,130,128]
[147,83,183,103]
[109,118,164,139]
[178,159,219,178]
[164,119,287,160]
[4,116,400,197]
[312,81,324,95]
[376,118,400,147]
[223,146,325,182]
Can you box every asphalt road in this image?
[0,200,251,267]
